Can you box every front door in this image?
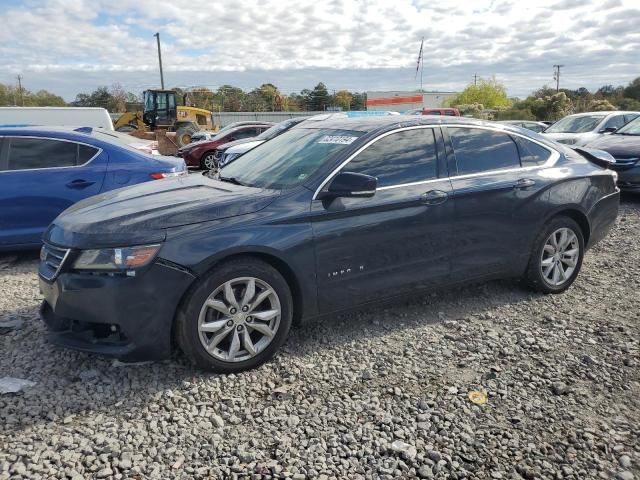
[311,127,454,313]
[0,136,107,247]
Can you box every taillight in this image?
[150,171,188,180]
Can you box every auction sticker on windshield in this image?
[318,135,358,145]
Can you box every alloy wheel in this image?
[540,227,580,287]
[203,153,216,170]
[198,277,281,362]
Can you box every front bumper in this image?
[587,189,620,249]
[39,260,195,361]
[616,168,640,192]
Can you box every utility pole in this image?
[154,33,165,89]
[16,74,24,106]
[553,64,564,93]
[473,74,478,86]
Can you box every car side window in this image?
[624,114,638,124]
[603,115,626,130]
[7,138,83,171]
[444,110,456,116]
[513,136,552,166]
[78,144,99,164]
[234,128,257,140]
[344,128,438,187]
[449,127,520,175]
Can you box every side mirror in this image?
[320,171,377,199]
[601,127,617,133]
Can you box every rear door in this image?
[0,136,107,247]
[312,127,454,312]
[445,126,557,280]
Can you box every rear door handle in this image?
[514,178,536,189]
[420,189,448,205]
[66,179,95,189]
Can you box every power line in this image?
[553,64,564,93]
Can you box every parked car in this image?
[38,115,619,372]
[0,107,115,130]
[584,115,640,192]
[219,140,262,166]
[405,107,461,116]
[215,117,308,167]
[0,127,187,251]
[498,120,548,133]
[543,111,639,146]
[176,124,272,169]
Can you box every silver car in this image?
[543,111,639,146]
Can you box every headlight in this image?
[73,244,161,271]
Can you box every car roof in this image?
[566,111,639,118]
[298,113,502,132]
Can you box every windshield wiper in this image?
[218,175,246,186]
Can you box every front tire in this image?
[200,151,217,170]
[524,216,585,294]
[176,258,293,373]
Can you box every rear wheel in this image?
[524,216,585,293]
[176,258,293,372]
[175,125,197,148]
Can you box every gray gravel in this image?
[1,199,639,480]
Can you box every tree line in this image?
[445,76,640,121]
[2,77,640,121]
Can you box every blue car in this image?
[0,127,186,250]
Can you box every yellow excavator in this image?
[112,89,214,148]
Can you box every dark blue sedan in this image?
[38,115,619,372]
[0,127,187,250]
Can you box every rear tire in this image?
[176,125,197,148]
[524,216,585,294]
[176,258,293,373]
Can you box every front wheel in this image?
[524,216,585,293]
[176,258,293,372]
[200,151,217,170]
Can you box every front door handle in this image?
[420,189,448,205]
[66,179,95,189]
[514,178,536,189]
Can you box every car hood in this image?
[543,132,598,146]
[227,140,264,154]
[585,134,640,158]
[46,174,279,248]
[216,137,260,152]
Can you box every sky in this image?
[0,0,638,101]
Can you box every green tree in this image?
[624,77,640,101]
[308,82,330,111]
[447,77,511,109]
[334,90,352,110]
[350,92,366,111]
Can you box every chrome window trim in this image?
[313,123,560,200]
[0,135,103,174]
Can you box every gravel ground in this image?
[1,199,638,480]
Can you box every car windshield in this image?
[545,115,605,133]
[219,127,363,189]
[616,116,640,135]
[255,121,296,141]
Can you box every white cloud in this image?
[0,0,638,99]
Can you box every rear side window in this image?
[444,110,456,116]
[449,127,520,175]
[78,144,99,163]
[6,138,97,171]
[345,128,438,187]
[514,136,552,166]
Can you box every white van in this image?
[0,107,114,131]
